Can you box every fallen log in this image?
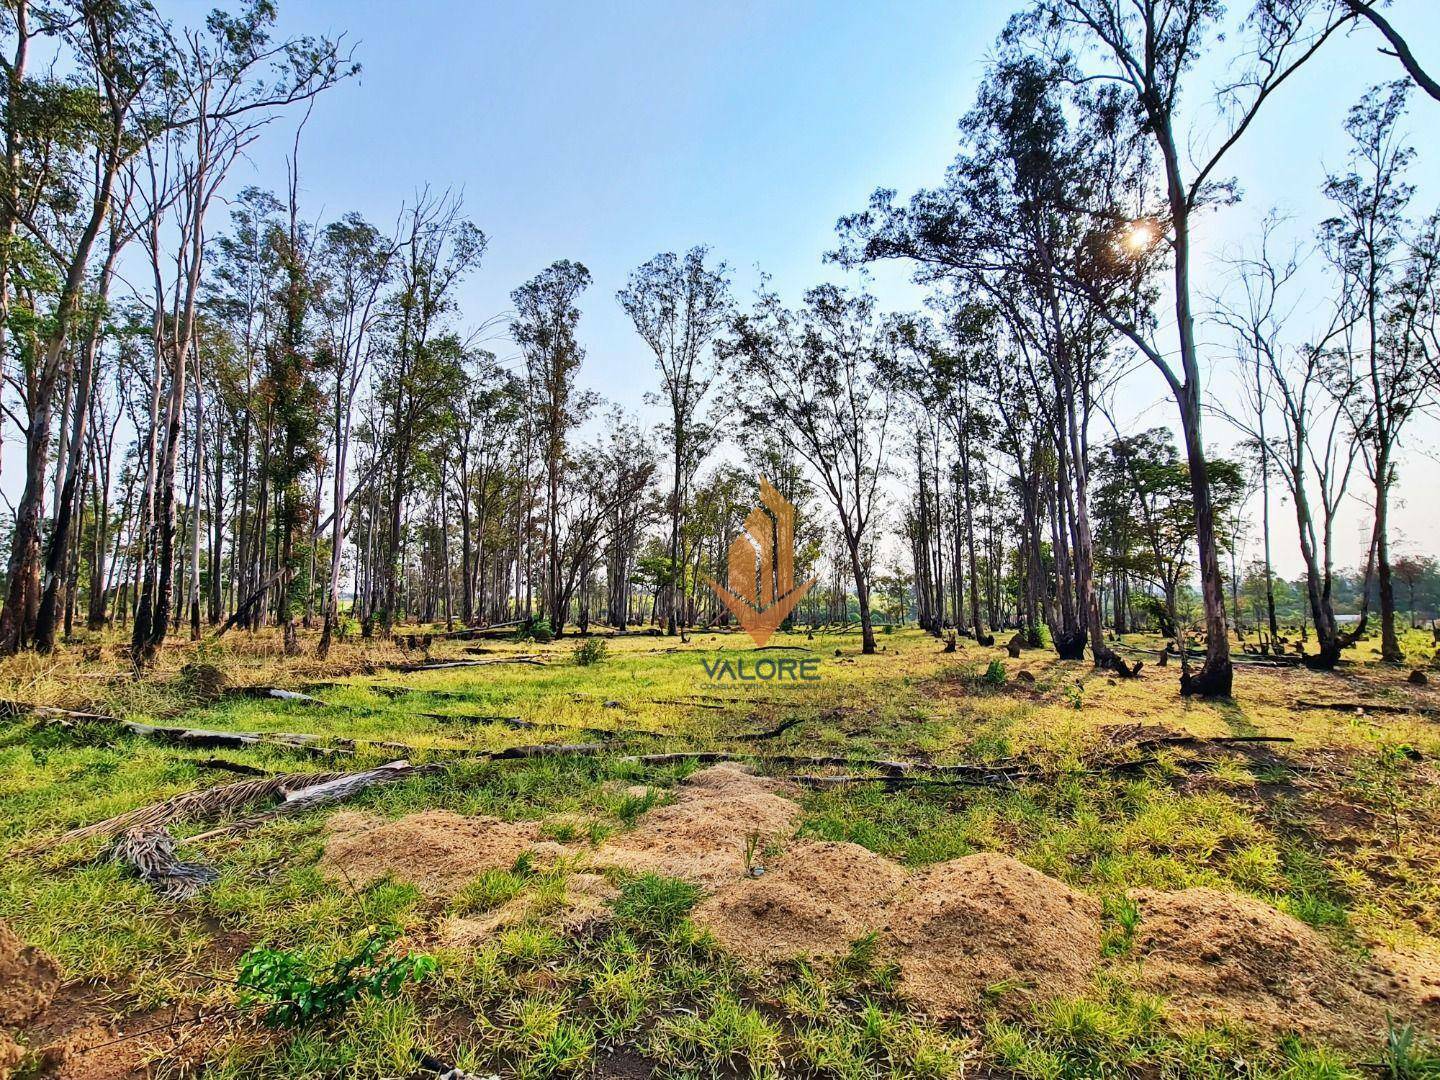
[423,712,668,739]
[729,715,808,741]
[1293,699,1437,717]
[396,656,547,672]
[786,757,1162,790]
[32,767,355,852]
[1130,734,1295,750]
[117,720,353,758]
[196,758,271,777]
[214,567,291,639]
[1,700,113,722]
[228,687,330,706]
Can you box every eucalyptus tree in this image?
[511,259,594,633]
[448,356,523,626]
[725,283,894,655]
[838,54,1139,672]
[891,308,994,641]
[1218,225,1370,668]
[1321,80,1435,663]
[552,412,656,633]
[374,192,485,631]
[129,1,354,665]
[1003,0,1355,695]
[313,213,395,655]
[617,246,731,635]
[1,0,171,654]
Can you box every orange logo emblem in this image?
[706,478,815,647]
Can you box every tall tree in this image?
[2,0,168,654]
[617,246,730,636]
[1004,0,1351,695]
[313,213,394,655]
[1321,80,1434,663]
[511,259,593,634]
[129,1,353,665]
[726,283,894,655]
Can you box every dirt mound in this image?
[598,765,803,889]
[676,764,795,797]
[0,1032,21,1077]
[0,921,60,1027]
[694,841,909,964]
[885,853,1102,1020]
[440,872,620,949]
[1366,948,1440,1024]
[319,810,571,898]
[1131,887,1440,1046]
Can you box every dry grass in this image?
[1,622,1437,1078]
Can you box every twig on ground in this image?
[730,715,808,741]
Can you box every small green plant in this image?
[573,637,609,666]
[1381,1018,1440,1078]
[453,867,528,915]
[514,617,555,643]
[1063,682,1085,710]
[838,931,880,976]
[1100,895,1141,956]
[982,659,1008,687]
[613,791,658,826]
[743,830,762,876]
[613,873,700,932]
[236,928,435,1029]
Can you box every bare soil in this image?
[1131,886,1440,1046]
[319,810,573,898]
[693,840,908,963]
[885,853,1103,1020]
[595,765,804,889]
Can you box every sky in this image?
[120,1,1440,577]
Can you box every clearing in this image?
[1,626,1438,1079]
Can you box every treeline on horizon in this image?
[0,0,1437,699]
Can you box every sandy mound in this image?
[694,841,909,964]
[440,872,620,949]
[0,1031,21,1077]
[0,920,60,1027]
[319,810,571,898]
[1366,947,1440,1025]
[598,765,803,889]
[1131,887,1440,1046]
[885,853,1102,1019]
[675,764,795,797]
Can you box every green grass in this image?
[1,625,1438,1077]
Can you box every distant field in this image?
[2,626,1438,1078]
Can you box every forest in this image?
[2,1,1440,1079]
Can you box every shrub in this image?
[982,659,1008,687]
[573,637,609,666]
[236,928,435,1029]
[514,617,555,643]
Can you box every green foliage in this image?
[236,928,435,1029]
[514,617,555,643]
[982,659,1008,687]
[612,873,701,932]
[572,637,609,666]
[1100,894,1140,956]
[1382,1020,1440,1079]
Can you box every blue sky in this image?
[177,1,1440,572]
